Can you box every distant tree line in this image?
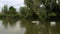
[1,5,19,17]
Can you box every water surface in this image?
[0,18,60,34]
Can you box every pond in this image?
[0,18,60,34]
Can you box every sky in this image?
[0,0,25,11]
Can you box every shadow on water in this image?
[20,19,60,34]
[20,19,39,34]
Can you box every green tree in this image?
[41,0,60,15]
[24,0,40,14]
[24,0,47,21]
[2,5,8,16]
[19,6,31,18]
[8,6,17,17]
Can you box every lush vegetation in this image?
[0,0,60,22]
[0,0,60,34]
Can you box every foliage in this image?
[2,5,8,15]
[1,0,60,22]
[8,6,18,17]
[19,6,29,18]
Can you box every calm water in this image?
[0,18,60,34]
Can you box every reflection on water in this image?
[0,18,60,34]
[0,18,26,34]
[50,21,56,26]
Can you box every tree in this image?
[2,5,8,16]
[41,0,60,15]
[24,0,40,14]
[8,6,17,17]
[24,0,47,21]
[19,6,31,18]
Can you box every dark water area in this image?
[0,17,60,34]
